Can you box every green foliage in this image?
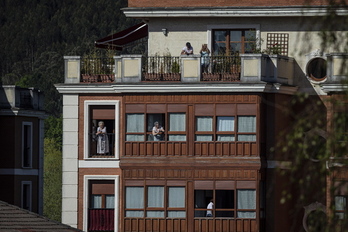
[45,115,63,149]
[43,138,62,222]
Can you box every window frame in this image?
[124,182,186,218]
[83,100,120,159]
[21,181,32,211]
[22,122,33,168]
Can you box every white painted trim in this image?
[79,160,120,168]
[207,24,261,53]
[0,168,39,175]
[21,181,32,211]
[22,122,33,168]
[83,175,120,232]
[83,100,120,160]
[56,83,298,95]
[123,7,348,18]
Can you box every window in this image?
[22,181,32,211]
[306,58,327,81]
[335,196,347,219]
[213,29,256,55]
[266,33,289,56]
[89,180,115,209]
[126,113,186,142]
[84,100,120,159]
[195,116,255,142]
[194,181,256,218]
[125,185,186,218]
[22,122,33,168]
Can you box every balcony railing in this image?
[201,55,241,82]
[81,57,115,83]
[64,54,296,85]
[89,133,115,158]
[142,56,181,81]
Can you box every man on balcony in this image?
[181,42,194,55]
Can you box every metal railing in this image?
[89,133,115,157]
[81,57,115,83]
[201,55,241,82]
[142,56,181,81]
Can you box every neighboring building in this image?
[0,86,46,214]
[0,200,82,232]
[56,0,348,231]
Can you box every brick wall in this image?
[128,0,330,8]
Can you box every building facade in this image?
[0,86,46,214]
[56,0,348,231]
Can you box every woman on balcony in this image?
[96,121,109,155]
[200,44,210,73]
[152,121,165,141]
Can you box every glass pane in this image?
[216,190,234,209]
[237,190,256,210]
[217,135,235,141]
[216,211,234,217]
[126,187,144,209]
[126,114,144,133]
[194,210,206,217]
[230,43,241,53]
[169,113,186,131]
[237,211,256,218]
[196,117,213,131]
[196,135,213,141]
[168,187,185,208]
[335,212,345,219]
[146,211,164,217]
[335,196,347,211]
[126,135,144,141]
[168,211,186,218]
[230,31,242,41]
[237,135,256,141]
[214,43,227,55]
[91,195,102,208]
[214,31,227,42]
[245,30,256,41]
[148,114,165,132]
[217,116,234,131]
[238,116,256,132]
[126,211,144,217]
[148,186,164,207]
[105,195,115,209]
[168,135,186,141]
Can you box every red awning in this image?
[95,22,148,50]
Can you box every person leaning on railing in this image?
[181,42,194,55]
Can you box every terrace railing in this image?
[142,56,181,81]
[81,57,115,83]
[201,55,241,82]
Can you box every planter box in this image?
[163,73,181,81]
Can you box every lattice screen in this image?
[266,33,289,56]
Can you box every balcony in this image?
[88,209,114,232]
[63,54,296,85]
[89,133,116,158]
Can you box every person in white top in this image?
[181,42,193,55]
[206,199,214,217]
[152,121,165,141]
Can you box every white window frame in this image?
[207,24,261,53]
[84,100,120,159]
[83,175,120,232]
[21,181,32,211]
[22,122,33,168]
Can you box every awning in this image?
[95,22,148,51]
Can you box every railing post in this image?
[114,56,122,83]
[121,55,142,83]
[64,56,81,84]
[180,55,201,82]
[326,53,348,83]
[240,54,265,83]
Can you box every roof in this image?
[0,201,82,232]
[95,22,148,50]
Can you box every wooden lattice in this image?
[266,33,289,56]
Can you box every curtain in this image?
[125,211,144,217]
[169,135,186,141]
[238,116,256,132]
[168,211,186,218]
[237,190,256,218]
[126,187,144,217]
[169,113,186,131]
[335,196,346,219]
[196,117,213,131]
[237,135,256,141]
[146,211,164,217]
[105,195,114,209]
[217,135,235,141]
[217,116,234,131]
[168,187,185,207]
[196,135,213,141]
[126,135,144,141]
[148,186,164,207]
[127,114,144,132]
[92,195,102,208]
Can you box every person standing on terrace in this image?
[181,42,194,55]
[96,121,109,155]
